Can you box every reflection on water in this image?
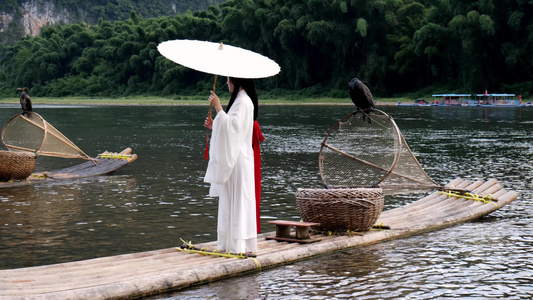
[1,105,532,299]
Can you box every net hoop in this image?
[2,112,93,160]
[319,109,401,188]
[319,109,438,192]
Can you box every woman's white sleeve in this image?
[204,99,248,186]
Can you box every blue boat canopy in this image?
[474,93,515,97]
[432,94,471,97]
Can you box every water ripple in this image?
[1,106,532,299]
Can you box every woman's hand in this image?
[208,91,223,113]
[203,116,213,130]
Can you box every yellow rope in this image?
[177,247,252,259]
[30,174,48,178]
[251,257,261,270]
[177,238,260,268]
[438,190,498,208]
[372,223,385,230]
[311,229,363,237]
[180,238,194,249]
[97,153,131,160]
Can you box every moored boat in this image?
[397,99,432,106]
[397,93,529,107]
[432,94,472,106]
[473,93,525,107]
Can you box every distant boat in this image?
[397,93,530,107]
[472,93,526,107]
[431,94,472,106]
[396,99,432,106]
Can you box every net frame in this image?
[2,113,93,161]
[319,109,438,192]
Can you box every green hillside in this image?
[0,0,225,44]
[0,0,531,99]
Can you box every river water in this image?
[0,104,531,299]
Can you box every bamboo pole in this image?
[204,74,218,160]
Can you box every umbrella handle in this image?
[208,75,218,120]
[205,74,218,160]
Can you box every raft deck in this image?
[0,148,137,189]
[0,178,518,299]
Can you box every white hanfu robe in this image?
[204,90,257,253]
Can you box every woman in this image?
[203,77,258,254]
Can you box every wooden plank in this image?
[265,236,321,244]
[267,220,320,239]
[267,220,320,227]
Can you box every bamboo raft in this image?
[0,148,137,189]
[0,178,518,299]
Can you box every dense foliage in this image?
[0,0,221,19]
[0,0,224,45]
[0,0,532,98]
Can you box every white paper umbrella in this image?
[158,39,280,160]
[157,39,280,79]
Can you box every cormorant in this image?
[348,77,374,114]
[17,87,32,117]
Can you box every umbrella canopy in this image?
[157,39,280,79]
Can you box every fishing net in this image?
[319,109,438,194]
[2,112,92,160]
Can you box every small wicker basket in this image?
[0,150,37,181]
[296,188,384,232]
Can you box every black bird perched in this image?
[17,87,32,117]
[348,77,374,114]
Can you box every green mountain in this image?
[0,0,224,44]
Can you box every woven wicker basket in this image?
[296,188,384,232]
[0,150,36,181]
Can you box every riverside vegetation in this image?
[0,0,531,100]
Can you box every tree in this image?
[1,0,532,98]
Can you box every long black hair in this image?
[225,77,258,121]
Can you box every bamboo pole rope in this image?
[381,185,508,230]
[387,190,517,231]
[1,236,306,289]
[377,179,490,223]
[393,178,471,210]
[1,237,317,296]
[378,179,477,220]
[384,179,496,218]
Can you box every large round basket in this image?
[0,150,36,181]
[296,188,384,232]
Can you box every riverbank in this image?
[0,96,401,106]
